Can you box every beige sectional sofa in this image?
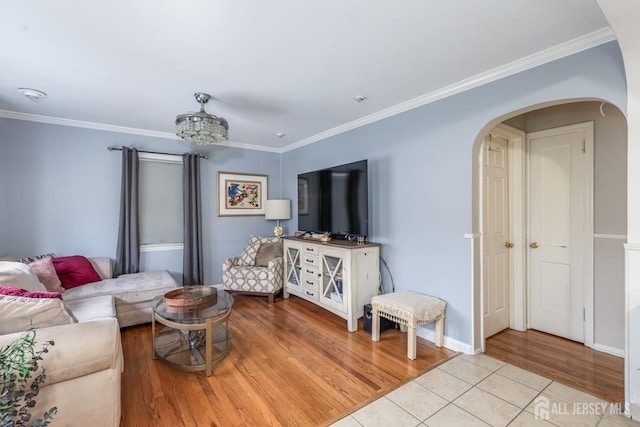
[0,257,179,427]
[64,257,179,328]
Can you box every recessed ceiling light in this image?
[276,132,285,138]
[353,95,367,103]
[18,88,47,100]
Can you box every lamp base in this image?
[274,225,283,237]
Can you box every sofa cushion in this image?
[62,270,177,305]
[0,294,77,334]
[65,295,116,322]
[0,261,47,292]
[53,255,102,289]
[255,240,283,266]
[28,256,65,293]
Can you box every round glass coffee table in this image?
[151,286,233,376]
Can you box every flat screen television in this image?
[297,159,368,240]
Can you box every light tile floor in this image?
[331,354,638,427]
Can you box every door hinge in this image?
[582,308,586,321]
[582,140,586,153]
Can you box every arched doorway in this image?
[472,100,627,355]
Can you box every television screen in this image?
[297,160,368,238]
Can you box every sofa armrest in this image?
[0,318,123,386]
[89,257,113,279]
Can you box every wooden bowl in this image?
[163,286,218,307]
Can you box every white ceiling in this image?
[0,1,613,152]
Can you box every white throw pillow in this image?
[0,295,77,334]
[0,261,47,292]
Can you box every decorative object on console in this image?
[265,199,291,237]
[217,172,268,216]
[294,231,332,242]
[175,92,229,145]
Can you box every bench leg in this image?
[435,317,444,347]
[372,309,380,342]
[408,326,417,360]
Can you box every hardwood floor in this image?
[485,328,624,404]
[120,295,457,426]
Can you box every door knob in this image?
[505,242,514,248]
[530,242,539,249]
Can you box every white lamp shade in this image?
[265,199,291,220]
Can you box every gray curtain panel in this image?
[183,153,204,285]
[114,147,139,276]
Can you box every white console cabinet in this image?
[282,237,380,332]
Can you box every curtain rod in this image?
[107,145,208,159]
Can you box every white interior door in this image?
[483,134,511,338]
[528,123,591,343]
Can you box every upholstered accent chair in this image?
[222,235,284,303]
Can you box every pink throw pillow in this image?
[0,285,62,299]
[28,256,64,293]
[52,255,101,289]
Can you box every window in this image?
[138,153,183,251]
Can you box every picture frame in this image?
[217,172,268,216]
[298,177,309,215]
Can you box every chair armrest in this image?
[223,257,241,271]
[88,257,113,279]
[267,256,283,272]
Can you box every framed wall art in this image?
[217,172,268,216]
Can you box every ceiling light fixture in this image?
[176,92,229,145]
[353,95,366,103]
[18,88,47,100]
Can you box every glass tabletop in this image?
[152,287,233,324]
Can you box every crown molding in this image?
[0,109,179,140]
[0,27,616,155]
[0,109,281,153]
[281,27,616,152]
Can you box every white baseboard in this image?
[593,342,625,358]
[416,326,473,354]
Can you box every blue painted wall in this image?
[0,120,281,284]
[0,41,627,347]
[280,41,627,346]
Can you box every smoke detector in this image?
[18,88,47,100]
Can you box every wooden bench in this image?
[371,290,446,360]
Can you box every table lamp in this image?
[265,199,291,237]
